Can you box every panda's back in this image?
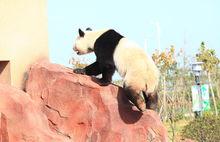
[113,38,148,76]
[113,38,159,92]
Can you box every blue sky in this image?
[48,0,220,69]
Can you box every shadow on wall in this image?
[0,61,11,84]
[22,72,29,91]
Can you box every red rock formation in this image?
[26,60,168,142]
[0,113,9,142]
[0,84,71,142]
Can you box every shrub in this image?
[182,113,220,142]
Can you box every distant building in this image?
[0,0,49,89]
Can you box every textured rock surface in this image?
[0,84,71,142]
[0,112,9,142]
[26,60,168,142]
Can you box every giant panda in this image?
[73,28,160,111]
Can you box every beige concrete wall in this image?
[0,0,49,89]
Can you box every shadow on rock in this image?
[117,87,143,124]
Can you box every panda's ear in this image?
[86,27,92,31]
[78,28,85,37]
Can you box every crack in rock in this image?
[48,119,71,139]
[1,113,9,142]
[45,104,68,119]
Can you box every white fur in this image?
[73,29,108,55]
[113,38,159,93]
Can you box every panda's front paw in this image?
[97,79,111,86]
[73,68,86,75]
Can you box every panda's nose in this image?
[73,46,80,55]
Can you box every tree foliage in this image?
[196,42,220,116]
[70,57,88,69]
[196,42,219,73]
[152,45,177,74]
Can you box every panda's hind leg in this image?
[123,85,146,112]
[143,91,158,111]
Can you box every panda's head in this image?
[73,28,94,55]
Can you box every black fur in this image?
[143,91,158,110]
[86,27,92,31]
[78,29,85,37]
[123,86,146,111]
[83,29,123,85]
[123,84,158,111]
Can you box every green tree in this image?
[196,42,220,116]
[153,45,177,118]
[153,46,178,142]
